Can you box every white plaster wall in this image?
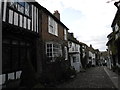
[70,54,81,72]
[68,42,80,53]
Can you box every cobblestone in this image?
[57,66,117,88]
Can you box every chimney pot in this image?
[53,10,60,20]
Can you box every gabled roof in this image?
[31,1,69,30]
[107,32,113,38]
[111,1,120,27]
[87,46,95,53]
[68,33,80,44]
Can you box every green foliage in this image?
[41,56,76,84]
[32,83,45,88]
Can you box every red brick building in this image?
[39,8,69,72]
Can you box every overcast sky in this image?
[36,0,118,51]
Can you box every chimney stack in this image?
[90,44,92,48]
[70,33,74,37]
[53,10,60,20]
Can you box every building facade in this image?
[1,0,42,85]
[68,33,82,72]
[40,8,69,73]
[106,1,120,69]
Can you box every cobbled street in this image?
[56,66,117,88]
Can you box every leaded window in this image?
[9,1,30,17]
[25,2,30,16]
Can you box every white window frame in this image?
[9,9,13,24]
[19,15,23,27]
[14,12,18,26]
[64,46,68,60]
[64,28,67,40]
[46,42,62,62]
[24,16,26,29]
[48,16,58,36]
[32,5,34,31]
[2,0,7,22]
[28,19,31,30]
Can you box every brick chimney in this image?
[53,10,60,20]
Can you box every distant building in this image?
[68,33,82,72]
[79,42,89,69]
[100,51,108,66]
[94,49,101,66]
[87,45,96,67]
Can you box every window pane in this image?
[36,8,39,33]
[24,17,26,29]
[18,1,25,7]
[34,6,36,32]
[19,15,23,27]
[18,4,24,13]
[28,19,31,30]
[32,5,34,31]
[48,16,58,36]
[73,57,76,63]
[65,46,68,60]
[9,1,17,9]
[14,12,18,26]
[64,28,67,40]
[54,21,58,36]
[25,3,29,16]
[9,10,13,24]
[3,1,7,22]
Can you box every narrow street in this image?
[56,66,118,88]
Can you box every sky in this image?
[36,0,118,51]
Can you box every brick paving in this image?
[56,66,117,88]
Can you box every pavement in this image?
[104,67,120,90]
[56,66,119,89]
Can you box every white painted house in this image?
[68,33,82,72]
[88,45,96,66]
